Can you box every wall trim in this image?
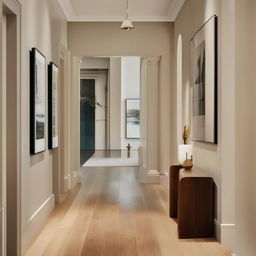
[160,171,169,187]
[214,219,236,255]
[58,0,186,22]
[22,194,55,253]
[57,0,74,20]
[64,175,71,191]
[168,0,186,21]
[25,195,55,226]
[71,170,81,188]
[67,15,175,22]
[214,219,236,239]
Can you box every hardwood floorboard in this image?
[25,167,231,256]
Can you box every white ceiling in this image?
[58,0,186,22]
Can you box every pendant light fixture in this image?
[121,0,135,30]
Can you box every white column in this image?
[139,57,160,183]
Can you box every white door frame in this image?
[0,0,21,255]
[139,57,160,184]
[80,69,109,151]
[53,45,71,203]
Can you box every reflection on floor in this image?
[81,150,139,167]
[25,167,231,256]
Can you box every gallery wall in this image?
[121,57,141,150]
[20,0,67,250]
[68,22,174,174]
[173,0,237,253]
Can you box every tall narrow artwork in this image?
[30,48,46,154]
[48,62,59,149]
[191,16,218,144]
[126,99,140,139]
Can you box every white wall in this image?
[173,0,221,226]
[68,22,173,174]
[234,1,256,255]
[20,0,67,250]
[173,0,236,252]
[80,57,109,69]
[121,57,140,150]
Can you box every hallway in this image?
[25,167,230,256]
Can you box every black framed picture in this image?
[125,99,140,139]
[30,48,46,154]
[48,62,59,149]
[191,15,218,144]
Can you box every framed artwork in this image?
[191,15,218,144]
[48,62,59,149]
[30,48,46,154]
[126,99,140,139]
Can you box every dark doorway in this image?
[80,79,96,161]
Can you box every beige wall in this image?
[20,0,67,250]
[109,57,121,150]
[68,22,174,173]
[173,0,221,220]
[235,0,256,255]
[173,0,237,251]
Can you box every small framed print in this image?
[30,48,46,154]
[48,62,59,149]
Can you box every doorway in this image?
[0,0,21,255]
[80,79,96,152]
[80,67,109,165]
[80,57,142,168]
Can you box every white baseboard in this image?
[63,175,71,192]
[160,171,169,188]
[22,194,55,253]
[215,219,236,255]
[139,168,160,184]
[71,170,81,188]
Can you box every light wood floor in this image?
[25,167,231,256]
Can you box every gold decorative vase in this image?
[183,153,193,170]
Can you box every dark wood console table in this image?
[169,165,214,239]
[169,164,182,218]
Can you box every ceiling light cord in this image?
[121,0,135,30]
[126,0,129,19]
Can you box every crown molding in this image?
[168,0,186,21]
[58,0,186,22]
[68,15,173,22]
[58,0,75,20]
